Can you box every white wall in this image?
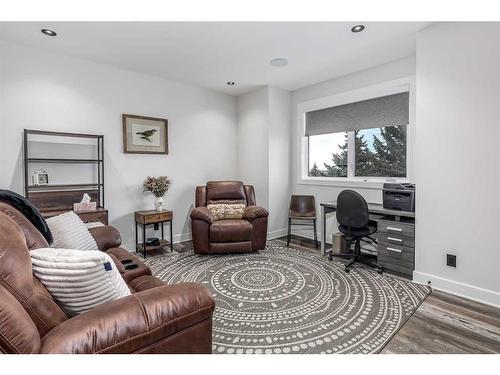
[236,87,270,209]
[236,86,291,235]
[268,87,292,236]
[290,56,416,240]
[414,23,500,306]
[0,41,238,250]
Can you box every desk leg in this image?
[143,225,147,259]
[135,222,138,253]
[321,205,326,256]
[170,220,174,252]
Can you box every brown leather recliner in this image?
[0,201,215,354]
[190,181,268,254]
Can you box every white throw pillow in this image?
[31,248,131,316]
[46,211,99,250]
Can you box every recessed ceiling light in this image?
[351,25,365,33]
[41,29,57,37]
[270,57,288,67]
[227,81,235,86]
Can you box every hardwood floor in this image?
[276,235,500,354]
[158,235,500,354]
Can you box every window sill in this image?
[297,178,409,190]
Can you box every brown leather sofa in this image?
[0,201,215,354]
[190,181,268,254]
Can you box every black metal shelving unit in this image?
[23,129,105,208]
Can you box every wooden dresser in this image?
[41,207,109,226]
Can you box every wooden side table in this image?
[134,209,173,258]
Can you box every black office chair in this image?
[329,190,383,274]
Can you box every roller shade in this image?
[305,92,409,136]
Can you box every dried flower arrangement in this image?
[143,176,171,198]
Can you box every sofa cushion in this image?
[207,203,246,221]
[31,248,131,316]
[210,219,252,242]
[210,241,252,253]
[46,211,99,251]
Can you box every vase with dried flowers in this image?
[143,176,171,211]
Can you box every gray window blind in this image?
[305,92,409,136]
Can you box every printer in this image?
[382,183,416,212]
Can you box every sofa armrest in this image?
[40,283,215,354]
[190,207,214,224]
[89,226,122,251]
[243,205,269,222]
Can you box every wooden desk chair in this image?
[287,195,318,248]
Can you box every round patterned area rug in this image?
[145,240,430,354]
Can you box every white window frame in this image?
[297,76,415,189]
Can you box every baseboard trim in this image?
[267,228,288,240]
[163,229,324,244]
[174,231,192,244]
[413,271,500,308]
[282,230,331,244]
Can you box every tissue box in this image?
[73,202,97,212]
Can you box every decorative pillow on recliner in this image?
[207,203,246,220]
[31,248,131,316]
[46,211,99,250]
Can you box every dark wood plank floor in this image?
[275,235,500,354]
[155,235,500,354]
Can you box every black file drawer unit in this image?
[377,217,415,278]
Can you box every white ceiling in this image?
[0,22,431,96]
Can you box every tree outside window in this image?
[308,125,407,178]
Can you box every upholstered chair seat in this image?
[210,219,253,242]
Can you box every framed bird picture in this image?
[122,114,168,154]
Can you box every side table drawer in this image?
[144,212,172,224]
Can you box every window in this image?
[308,131,348,177]
[302,85,411,182]
[308,126,407,178]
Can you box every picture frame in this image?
[32,169,49,186]
[122,114,168,154]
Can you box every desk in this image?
[320,202,416,277]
